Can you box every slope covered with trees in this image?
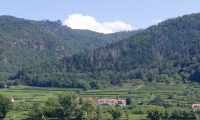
[11,13,200,88]
[32,20,141,53]
[0,16,69,75]
[0,15,139,78]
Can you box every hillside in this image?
[32,20,140,53]
[0,16,69,74]
[11,13,200,89]
[0,15,139,78]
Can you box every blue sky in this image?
[1,0,200,33]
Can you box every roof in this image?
[192,104,200,106]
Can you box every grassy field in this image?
[0,82,199,119]
[0,86,80,103]
[6,111,29,120]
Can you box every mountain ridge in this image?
[0,15,139,77]
[11,13,200,88]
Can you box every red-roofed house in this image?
[192,104,200,110]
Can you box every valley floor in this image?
[0,82,199,119]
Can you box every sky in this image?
[1,0,200,33]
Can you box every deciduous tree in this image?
[58,91,79,119]
[96,106,103,120]
[0,94,13,118]
[81,98,96,119]
[126,97,132,105]
[111,107,124,120]
[28,103,43,119]
[147,105,165,120]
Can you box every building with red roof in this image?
[192,104,200,110]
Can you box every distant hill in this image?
[0,15,139,77]
[32,20,141,53]
[11,13,200,89]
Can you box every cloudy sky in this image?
[1,0,200,33]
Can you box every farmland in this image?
[0,82,200,119]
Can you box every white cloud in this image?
[63,14,134,34]
[151,19,162,25]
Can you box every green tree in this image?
[58,91,79,120]
[126,97,132,105]
[111,107,124,120]
[81,98,96,119]
[125,110,130,120]
[82,83,91,91]
[164,109,171,119]
[96,83,103,89]
[43,98,58,118]
[147,105,165,120]
[96,106,104,120]
[28,103,43,119]
[0,82,5,88]
[0,94,13,118]
[172,73,182,83]
[149,95,165,107]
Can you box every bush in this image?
[0,81,5,88]
[0,94,13,118]
[147,105,165,120]
[170,109,195,119]
[132,108,146,114]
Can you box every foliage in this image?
[26,91,82,119]
[96,106,104,120]
[81,98,96,119]
[57,91,79,119]
[12,101,31,111]
[28,103,43,119]
[111,107,124,120]
[0,94,13,118]
[147,105,165,120]
[126,97,132,105]
[42,98,58,118]
[0,82,5,88]
[149,95,165,107]
[125,110,130,120]
[171,109,195,119]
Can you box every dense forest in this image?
[8,13,200,89]
[32,19,141,53]
[0,15,139,79]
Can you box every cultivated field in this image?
[0,82,199,119]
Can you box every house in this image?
[97,98,126,106]
[192,104,200,110]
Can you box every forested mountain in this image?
[11,13,200,89]
[0,15,139,78]
[32,20,141,53]
[0,16,68,74]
